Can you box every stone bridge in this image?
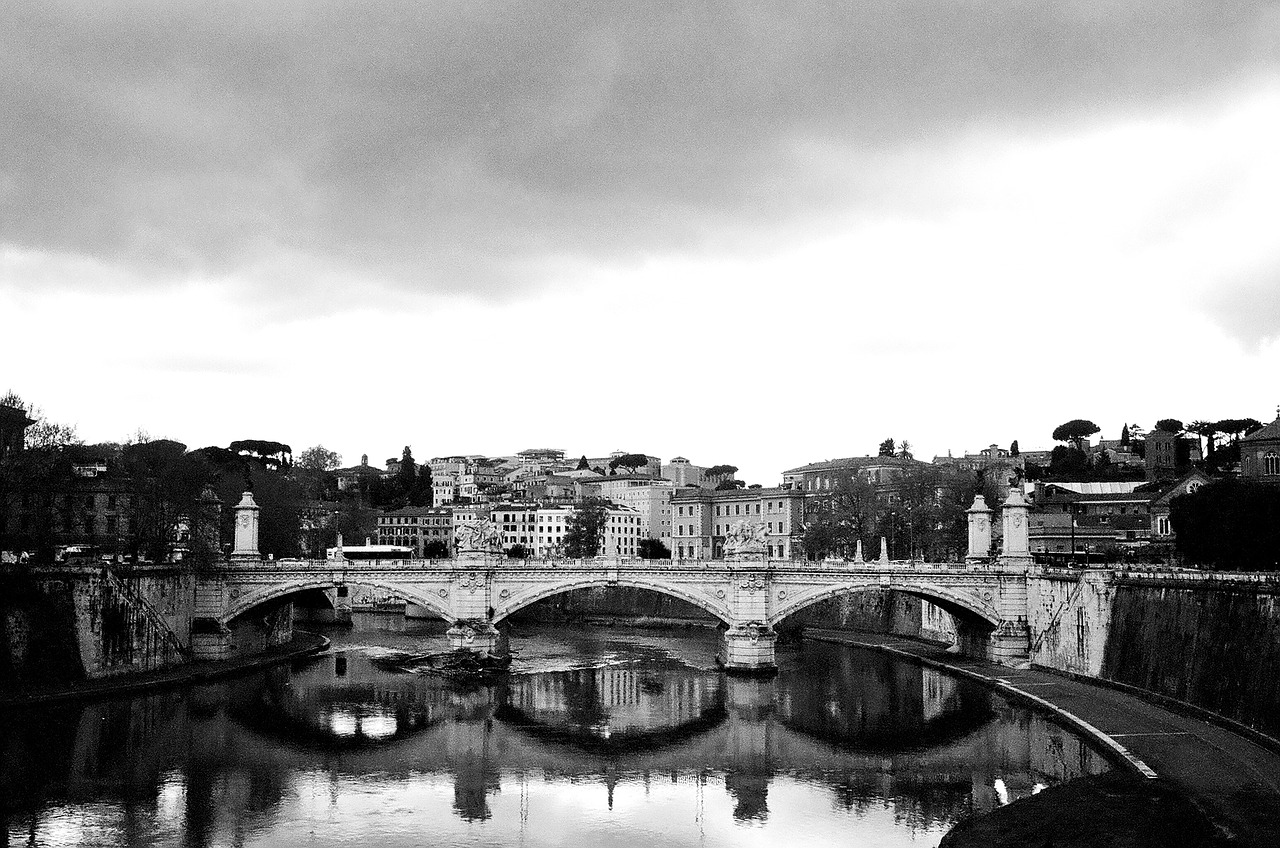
[196,489,1031,671]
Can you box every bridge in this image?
[195,489,1032,671]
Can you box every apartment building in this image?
[670,487,805,560]
[593,475,674,546]
[375,506,454,556]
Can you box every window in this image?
[1266,452,1280,475]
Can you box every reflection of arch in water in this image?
[776,695,996,755]
[773,647,996,753]
[492,579,730,625]
[222,579,454,625]
[494,666,728,755]
[495,701,728,755]
[230,676,474,749]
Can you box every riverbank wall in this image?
[1,565,195,687]
[2,565,299,692]
[1026,568,1280,740]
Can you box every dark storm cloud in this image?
[2,1,1277,304]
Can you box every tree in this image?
[505,544,529,559]
[638,539,671,559]
[229,439,292,469]
[1154,419,1184,434]
[1010,440,1020,456]
[1171,479,1280,570]
[121,438,216,565]
[897,440,913,460]
[801,474,878,560]
[409,460,433,507]
[398,446,417,493]
[878,438,896,457]
[298,445,341,472]
[1119,424,1130,447]
[422,539,450,559]
[1188,421,1215,458]
[0,393,86,562]
[296,445,341,501]
[563,504,608,558]
[1051,420,1100,451]
[608,453,649,474]
[715,479,746,490]
[1048,445,1090,479]
[576,455,590,471]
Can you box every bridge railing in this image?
[223,555,984,573]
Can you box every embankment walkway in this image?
[808,630,1280,848]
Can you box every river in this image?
[1,615,1111,847]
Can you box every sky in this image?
[3,1,1280,484]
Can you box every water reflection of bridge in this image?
[1,649,1109,843]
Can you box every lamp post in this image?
[1070,515,1076,565]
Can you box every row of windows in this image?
[673,521,787,536]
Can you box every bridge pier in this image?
[722,623,777,675]
[446,620,504,656]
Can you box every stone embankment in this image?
[0,630,328,709]
[1027,569,1280,741]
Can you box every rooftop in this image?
[1241,416,1280,443]
[783,456,928,474]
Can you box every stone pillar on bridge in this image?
[231,491,261,561]
[966,495,993,564]
[723,525,778,673]
[878,536,890,566]
[448,517,504,655]
[999,487,1034,568]
[992,487,1033,665]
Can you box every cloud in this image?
[2,1,1278,310]
[1205,261,1280,349]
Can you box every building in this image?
[659,457,738,489]
[593,475,675,546]
[1240,413,1280,483]
[670,487,805,560]
[1147,472,1210,542]
[335,454,382,492]
[782,455,930,502]
[516,448,567,470]
[522,503,642,558]
[0,403,34,460]
[1144,430,1177,481]
[492,504,538,552]
[1026,474,1208,556]
[375,506,453,556]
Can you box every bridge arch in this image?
[492,577,731,625]
[769,580,1000,630]
[221,578,455,625]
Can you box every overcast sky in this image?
[3,1,1279,483]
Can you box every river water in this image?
[2,616,1111,847]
